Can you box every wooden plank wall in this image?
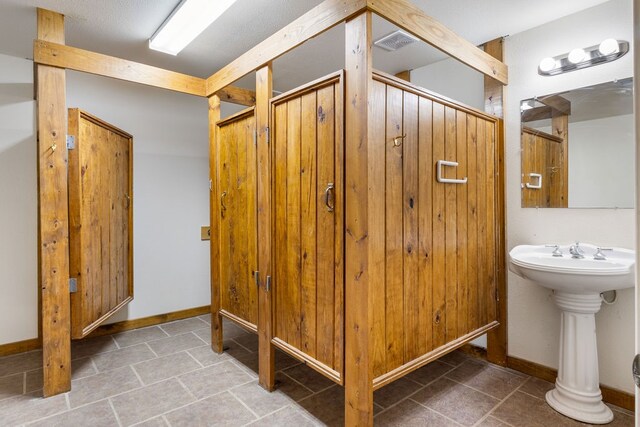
[270,75,343,380]
[217,110,258,327]
[370,74,499,379]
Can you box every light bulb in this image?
[598,38,619,56]
[538,57,557,72]
[567,48,586,64]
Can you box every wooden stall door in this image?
[216,109,259,330]
[369,73,499,385]
[68,109,133,339]
[521,126,567,208]
[270,72,344,383]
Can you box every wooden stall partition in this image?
[214,108,259,330]
[369,72,500,388]
[521,126,567,208]
[269,72,344,383]
[67,109,133,339]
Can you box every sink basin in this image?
[510,243,636,424]
[509,243,635,293]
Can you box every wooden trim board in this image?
[0,338,42,357]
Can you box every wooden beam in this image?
[483,38,504,117]
[344,11,374,425]
[395,70,410,82]
[483,37,507,367]
[209,94,223,354]
[36,8,71,397]
[256,64,275,391]
[367,0,508,85]
[539,94,571,116]
[206,0,367,96]
[216,86,256,106]
[521,105,554,123]
[34,40,206,97]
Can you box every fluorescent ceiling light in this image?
[149,0,237,55]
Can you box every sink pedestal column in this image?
[546,291,612,424]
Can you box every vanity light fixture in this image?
[149,0,237,55]
[538,39,629,76]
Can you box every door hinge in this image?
[209,179,212,191]
[495,289,500,302]
[253,130,257,146]
[66,135,75,150]
[69,278,77,293]
[254,271,260,288]
[265,127,270,144]
[266,275,271,292]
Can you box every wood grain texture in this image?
[68,109,133,339]
[483,38,504,118]
[216,86,256,106]
[206,0,366,96]
[37,8,71,397]
[256,65,275,391]
[34,40,205,96]
[344,12,374,426]
[366,0,508,85]
[209,95,223,354]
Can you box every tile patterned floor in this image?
[0,315,634,426]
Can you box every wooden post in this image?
[36,8,71,396]
[344,11,374,425]
[209,94,223,353]
[256,64,275,391]
[484,37,507,366]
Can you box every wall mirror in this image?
[520,78,634,208]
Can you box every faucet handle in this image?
[545,244,563,257]
[594,247,613,260]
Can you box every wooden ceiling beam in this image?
[34,40,206,97]
[205,0,368,96]
[216,85,256,106]
[366,0,508,85]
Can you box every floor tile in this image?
[198,313,212,325]
[178,360,253,399]
[274,371,314,401]
[0,391,67,427]
[160,318,210,336]
[0,351,42,377]
[491,390,579,427]
[111,378,195,426]
[233,333,259,352]
[518,376,554,400]
[68,365,141,408]
[374,377,423,408]
[26,357,97,392]
[222,319,253,340]
[405,360,454,385]
[0,373,23,401]
[297,385,345,427]
[131,416,169,427]
[281,363,336,392]
[193,327,212,345]
[26,399,117,427]
[92,343,156,372]
[475,415,511,426]
[231,380,299,417]
[439,350,470,367]
[445,358,527,399]
[133,351,201,385]
[147,333,206,357]
[71,336,117,359]
[165,390,256,426]
[232,348,300,378]
[248,405,318,426]
[374,399,458,427]
[187,345,230,367]
[113,326,168,348]
[411,377,499,426]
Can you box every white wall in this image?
[505,0,635,393]
[0,52,236,344]
[568,114,635,208]
[410,57,485,111]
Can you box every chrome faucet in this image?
[569,241,585,259]
[593,247,612,260]
[545,244,563,257]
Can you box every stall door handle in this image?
[436,160,467,184]
[324,183,335,212]
[633,354,640,387]
[525,173,542,189]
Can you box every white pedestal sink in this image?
[509,243,635,425]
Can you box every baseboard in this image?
[0,305,211,357]
[0,338,42,357]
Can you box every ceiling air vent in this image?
[374,30,419,52]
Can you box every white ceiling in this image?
[0,0,611,92]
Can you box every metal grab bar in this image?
[525,173,542,189]
[436,160,467,184]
